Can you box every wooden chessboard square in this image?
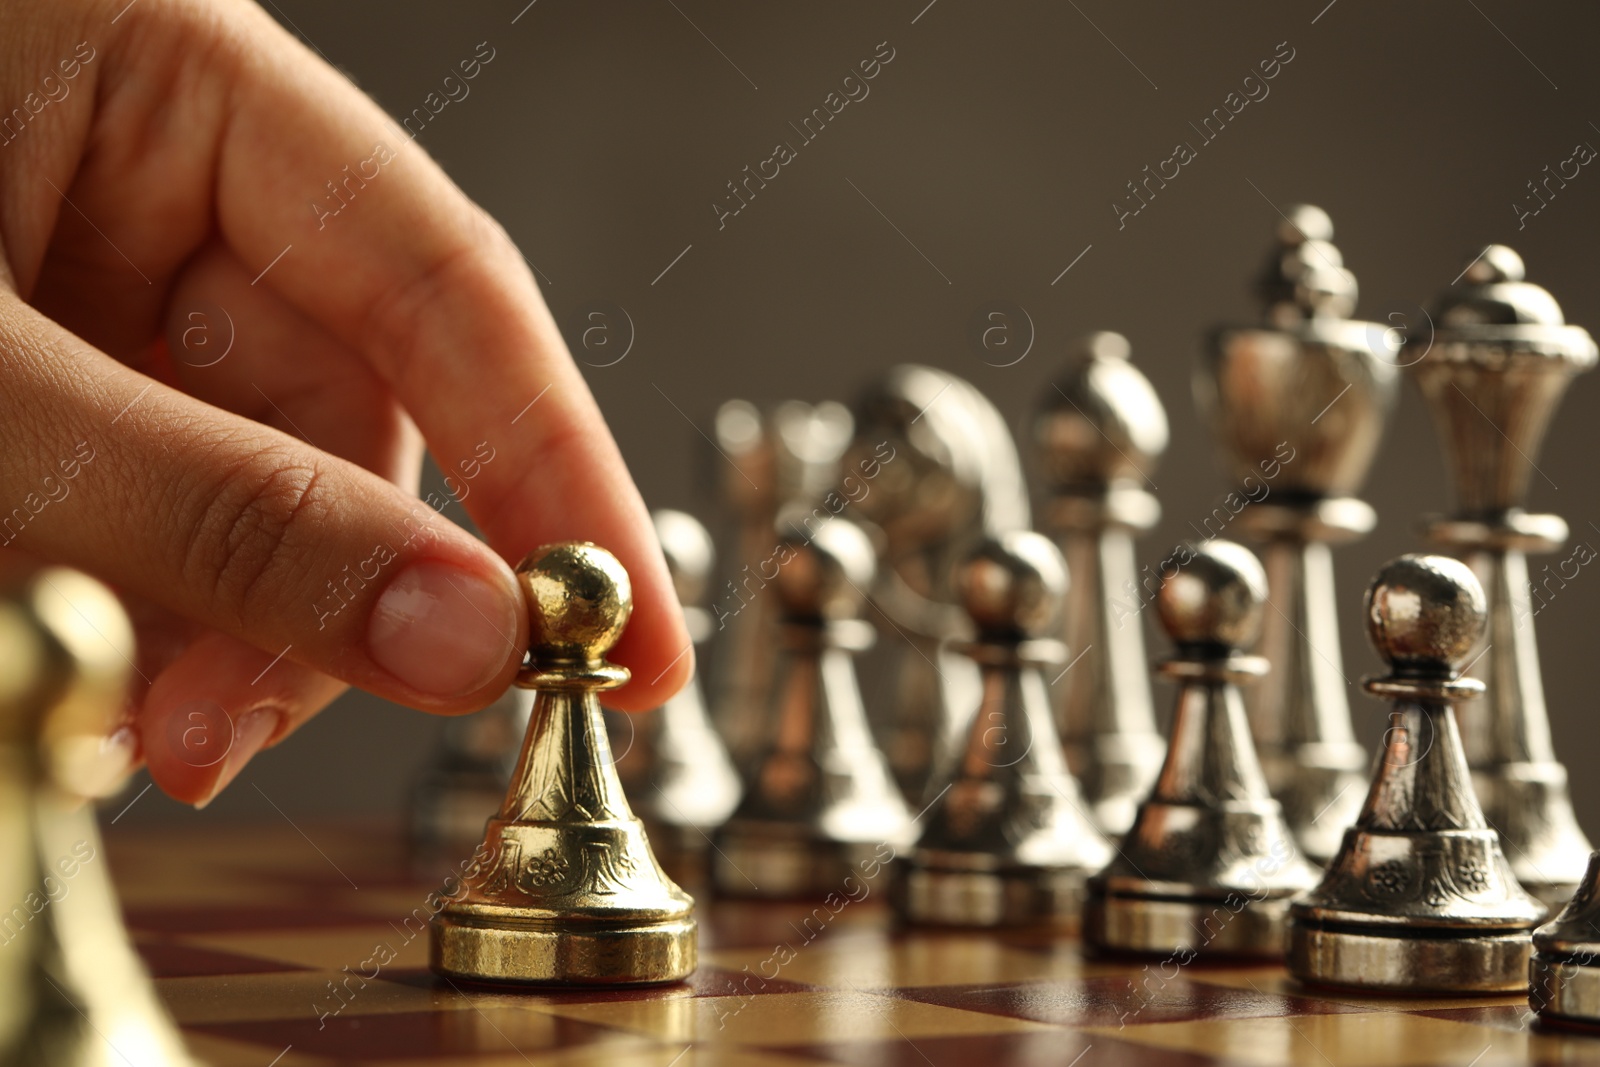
[187,1003,655,1063]
[182,921,433,971]
[773,1029,1211,1067]
[136,937,313,978]
[706,931,1116,989]
[1088,1010,1537,1067]
[894,974,1368,1028]
[534,988,1055,1046]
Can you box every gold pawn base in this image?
[431,913,696,986]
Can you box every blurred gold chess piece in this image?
[0,567,199,1066]
[430,542,696,985]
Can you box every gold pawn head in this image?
[517,542,632,668]
[955,531,1065,640]
[1363,554,1486,675]
[1156,540,1266,652]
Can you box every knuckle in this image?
[183,449,328,622]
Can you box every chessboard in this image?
[110,819,1596,1067]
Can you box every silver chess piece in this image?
[706,399,853,767]
[713,516,914,898]
[1198,204,1399,864]
[1410,245,1596,908]
[844,366,1031,804]
[611,510,740,883]
[1034,331,1168,837]
[1085,540,1318,958]
[1530,852,1600,1030]
[894,532,1111,927]
[0,568,199,1066]
[1287,555,1544,994]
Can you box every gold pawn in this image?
[430,542,696,985]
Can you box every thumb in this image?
[0,297,528,712]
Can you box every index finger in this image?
[203,5,690,709]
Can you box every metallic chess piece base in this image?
[1083,888,1295,959]
[1288,922,1531,994]
[433,811,698,986]
[1531,954,1600,1028]
[712,821,893,899]
[891,855,1087,928]
[431,913,697,986]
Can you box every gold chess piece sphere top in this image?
[955,530,1065,640]
[518,542,632,668]
[773,515,877,622]
[1363,554,1486,675]
[1156,540,1267,652]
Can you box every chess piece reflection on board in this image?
[1033,331,1168,838]
[0,568,198,1066]
[893,532,1110,927]
[1199,204,1398,864]
[430,542,695,985]
[1287,555,1544,993]
[609,510,740,884]
[1410,245,1596,908]
[1085,540,1317,958]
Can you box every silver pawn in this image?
[894,532,1111,927]
[1410,245,1596,908]
[713,516,914,897]
[1530,852,1600,1030]
[1085,540,1318,958]
[1287,555,1544,993]
[1199,204,1399,864]
[1034,331,1168,837]
[611,510,741,883]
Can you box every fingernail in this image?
[367,561,518,698]
[196,707,281,810]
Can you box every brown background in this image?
[120,1,1600,828]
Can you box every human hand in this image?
[0,0,691,805]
